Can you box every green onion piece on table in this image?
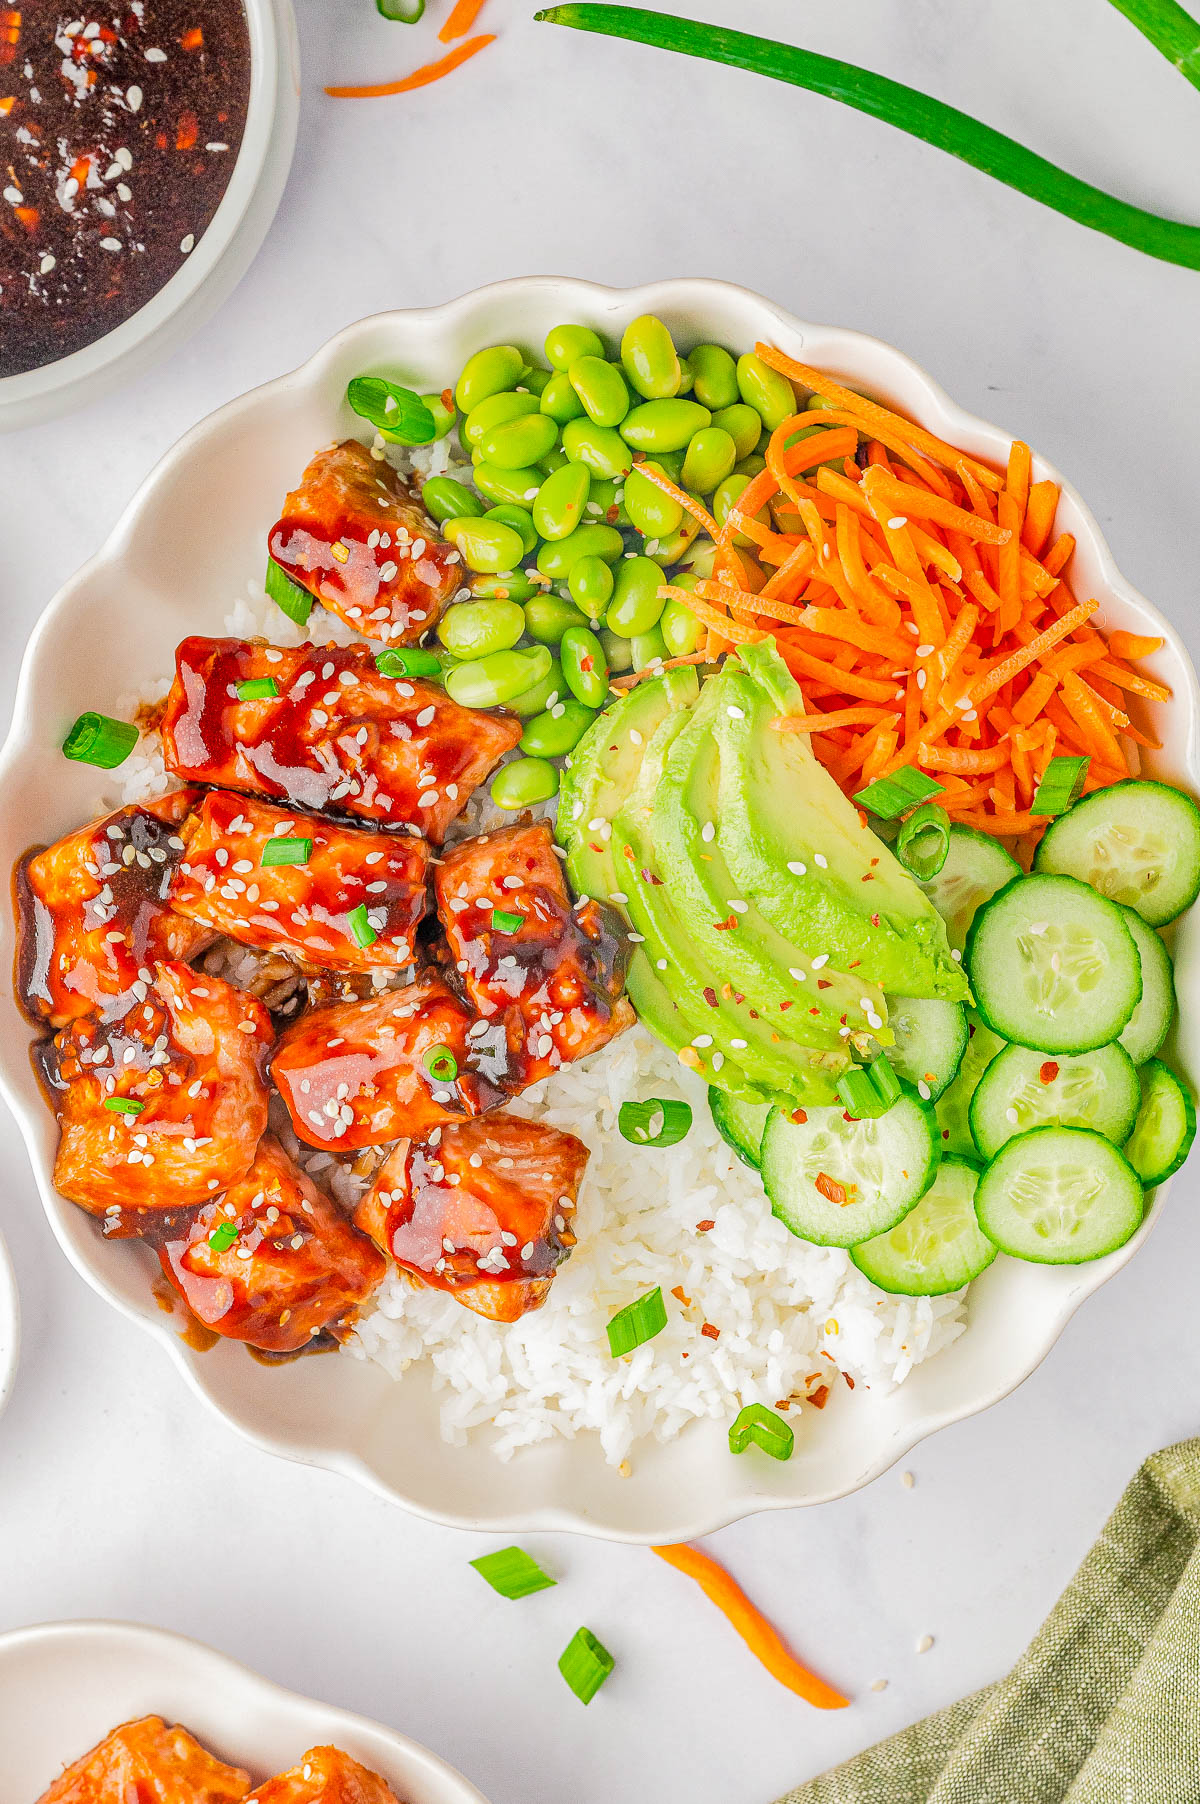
[376,647,443,679]
[617,1098,693,1147]
[347,903,378,948]
[896,801,952,879]
[208,1222,239,1253]
[103,1097,145,1116]
[606,1286,668,1357]
[61,711,138,770]
[491,908,526,935]
[347,376,436,445]
[235,678,279,702]
[264,558,312,626]
[853,766,944,820]
[1032,754,1091,816]
[728,1402,795,1461]
[558,1628,615,1704]
[470,1546,557,1599]
[376,0,425,17]
[423,1044,459,1084]
[262,836,313,868]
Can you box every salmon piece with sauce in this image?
[160,637,520,843]
[268,439,461,646]
[167,790,429,973]
[356,1113,587,1323]
[250,1746,402,1804]
[35,1715,250,1804]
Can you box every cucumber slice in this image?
[1124,1058,1197,1187]
[1116,907,1176,1066]
[851,1156,996,1295]
[919,825,1021,953]
[975,1126,1143,1264]
[760,1092,938,1248]
[709,1087,771,1169]
[886,995,968,1102]
[968,1041,1140,1161]
[966,874,1141,1053]
[935,1012,1006,1159]
[1034,779,1200,927]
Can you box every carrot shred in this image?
[439,0,490,41]
[774,705,890,734]
[1107,630,1164,661]
[658,584,766,646]
[1042,533,1076,577]
[1022,479,1059,555]
[326,33,494,97]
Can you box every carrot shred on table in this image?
[326,32,494,97]
[651,1543,849,1708]
[439,0,490,41]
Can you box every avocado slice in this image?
[721,640,969,1002]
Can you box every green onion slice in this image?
[61,712,138,770]
[423,1044,459,1084]
[896,801,952,879]
[347,376,437,446]
[236,678,279,702]
[854,766,944,820]
[376,0,425,19]
[103,1096,145,1116]
[618,1098,693,1147]
[470,1546,556,1598]
[264,558,313,626]
[558,1628,615,1705]
[375,647,443,679]
[728,1402,795,1461]
[837,1055,901,1120]
[491,908,527,935]
[262,836,313,868]
[606,1286,668,1357]
[347,903,378,948]
[1032,754,1091,817]
[207,1221,239,1253]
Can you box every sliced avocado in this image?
[721,640,968,1001]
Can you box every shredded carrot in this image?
[774,706,890,734]
[1107,630,1164,661]
[326,33,494,97]
[1022,479,1059,555]
[651,1543,848,1708]
[439,0,490,41]
[658,584,767,646]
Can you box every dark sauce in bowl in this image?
[0,2,250,379]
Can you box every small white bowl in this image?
[0,1620,490,1800]
[0,0,299,433]
[0,277,1194,1542]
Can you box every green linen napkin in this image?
[780,1437,1200,1804]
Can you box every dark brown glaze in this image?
[49,959,271,1232]
[160,637,522,843]
[250,1747,401,1804]
[16,791,211,1027]
[268,440,461,647]
[35,1714,250,1804]
[157,1133,385,1353]
[434,821,633,1087]
[0,3,251,380]
[356,1114,586,1323]
[272,971,511,1152]
[168,789,429,973]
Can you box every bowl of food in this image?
[3,1619,490,1801]
[1,276,1195,1542]
[0,0,298,432]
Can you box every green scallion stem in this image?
[854,766,944,821]
[347,903,378,948]
[1105,0,1200,92]
[618,1098,693,1147]
[491,908,527,935]
[1031,754,1091,816]
[606,1286,668,1357]
[423,1044,459,1084]
[470,1546,557,1598]
[103,1096,146,1116]
[728,1402,795,1461]
[236,678,279,702]
[265,559,313,627]
[262,836,314,868]
[208,1221,239,1252]
[896,802,952,880]
[61,711,139,770]
[376,647,443,679]
[558,1628,615,1704]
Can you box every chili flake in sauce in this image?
[0,2,250,378]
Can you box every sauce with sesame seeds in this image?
[0,1,250,377]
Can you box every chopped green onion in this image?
[207,1221,239,1253]
[1032,754,1091,817]
[558,1628,614,1704]
[61,712,138,770]
[728,1402,795,1461]
[491,908,526,935]
[470,1546,556,1598]
[347,376,437,446]
[606,1286,667,1357]
[854,766,944,820]
[347,903,378,948]
[837,1054,900,1120]
[236,678,279,702]
[375,647,443,679]
[377,0,425,16]
[103,1096,145,1116]
[896,801,952,879]
[423,1044,459,1084]
[618,1098,693,1147]
[264,558,312,626]
[262,836,313,868]
[868,1053,901,1108]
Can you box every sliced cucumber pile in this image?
[709,1087,772,1170]
[851,1157,996,1296]
[1034,779,1200,927]
[1116,907,1175,1066]
[968,1042,1140,1161]
[974,1126,1143,1264]
[886,995,968,1102]
[1124,1058,1197,1187]
[760,1092,937,1249]
[935,1013,1005,1160]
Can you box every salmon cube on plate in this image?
[35,1715,250,1804]
[249,1745,401,1804]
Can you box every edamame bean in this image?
[533,463,591,541]
[562,418,633,481]
[687,344,739,411]
[520,367,552,397]
[544,323,605,371]
[506,655,563,718]
[561,626,610,708]
[806,392,838,412]
[681,426,737,495]
[443,514,526,576]
[660,591,704,657]
[536,522,624,580]
[422,476,484,525]
[620,398,711,454]
[675,356,695,395]
[521,699,597,757]
[539,447,568,476]
[631,626,668,670]
[585,477,628,526]
[540,371,587,425]
[620,314,681,400]
[421,392,457,438]
[605,555,667,637]
[713,473,766,549]
[568,355,630,428]
[473,463,544,508]
[445,645,552,709]
[735,453,767,478]
[477,413,560,471]
[471,570,538,603]
[464,390,540,447]
[437,598,525,660]
[736,352,796,431]
[485,505,538,557]
[624,462,683,539]
[568,554,614,612]
[710,403,762,461]
[679,541,716,580]
[600,628,634,673]
[524,594,590,644]
[456,345,527,413]
[491,757,559,810]
[651,512,701,564]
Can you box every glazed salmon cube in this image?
[35,1715,249,1804]
[250,1746,401,1804]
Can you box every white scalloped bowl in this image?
[0,1620,490,1800]
[0,278,1195,1543]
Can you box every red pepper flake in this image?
[605,505,621,524]
[671,1284,692,1306]
[809,1006,820,1016]
[702,986,718,1008]
[815,1171,850,1207]
[942,1128,950,1140]
[842,1372,856,1390]
[695,1219,715,1232]
[817,978,832,990]
[440,387,453,411]
[791,1108,807,1124]
[861,872,875,882]
[580,654,594,673]
[1039,1060,1060,1084]
[848,960,861,968]
[733,992,745,1004]
[808,1384,830,1409]
[779,999,793,1011]
[748,1007,759,1019]
[775,1399,792,1410]
[870,913,880,927]
[181,26,205,49]
[712,913,739,931]
[701,1323,720,1340]
[0,97,14,116]
[176,108,199,150]
[14,203,39,233]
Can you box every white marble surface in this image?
[2,3,1200,1799]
